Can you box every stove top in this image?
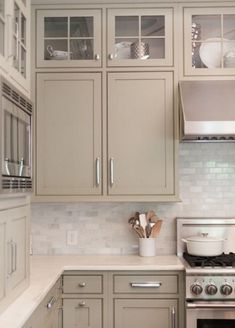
[183,252,235,268]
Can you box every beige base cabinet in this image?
[23,278,62,328]
[0,198,30,314]
[115,299,177,328]
[62,271,184,328]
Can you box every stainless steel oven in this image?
[0,76,32,192]
[186,301,235,328]
[177,218,235,328]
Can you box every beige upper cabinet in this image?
[0,0,30,94]
[36,9,102,68]
[36,72,102,196]
[108,71,175,196]
[184,7,235,75]
[107,8,173,67]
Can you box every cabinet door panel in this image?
[115,299,177,328]
[36,73,102,195]
[63,299,102,328]
[108,72,174,195]
[107,8,173,67]
[0,216,7,303]
[9,206,28,292]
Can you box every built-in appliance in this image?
[0,76,32,192]
[179,80,235,142]
[177,218,235,328]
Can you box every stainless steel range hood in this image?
[179,80,235,142]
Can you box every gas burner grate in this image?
[183,252,235,268]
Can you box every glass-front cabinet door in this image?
[36,9,102,67]
[184,7,235,75]
[107,8,173,67]
[0,0,5,58]
[13,1,27,78]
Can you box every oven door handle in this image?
[187,301,235,309]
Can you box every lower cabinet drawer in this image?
[63,275,103,294]
[63,298,103,328]
[113,275,178,294]
[114,299,177,328]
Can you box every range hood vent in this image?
[179,80,235,142]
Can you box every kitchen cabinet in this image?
[107,8,173,67]
[23,278,62,328]
[36,9,102,68]
[36,72,102,196]
[0,0,30,94]
[32,4,178,202]
[62,273,104,328]
[107,71,175,196]
[61,271,184,328]
[115,299,177,328]
[184,6,235,76]
[0,197,30,315]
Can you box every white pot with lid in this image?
[182,233,225,256]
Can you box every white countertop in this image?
[0,254,184,328]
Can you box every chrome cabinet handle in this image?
[130,282,162,288]
[79,301,86,307]
[96,157,100,187]
[78,282,86,287]
[109,53,114,60]
[47,296,56,309]
[94,54,100,60]
[7,241,13,276]
[110,158,114,187]
[171,307,176,328]
[5,158,10,176]
[19,158,24,177]
[186,302,235,309]
[12,242,17,272]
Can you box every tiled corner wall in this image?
[31,143,235,255]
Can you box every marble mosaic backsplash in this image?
[31,143,235,255]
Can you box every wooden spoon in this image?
[150,220,163,238]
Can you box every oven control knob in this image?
[191,283,203,295]
[220,284,233,296]
[205,283,218,295]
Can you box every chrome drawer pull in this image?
[130,282,162,288]
[171,307,176,328]
[47,296,56,309]
[110,157,114,187]
[79,282,86,287]
[187,302,235,309]
[79,301,86,307]
[96,157,100,186]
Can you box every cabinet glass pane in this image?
[0,20,4,56]
[115,38,137,59]
[21,14,26,46]
[14,3,20,35]
[192,15,221,40]
[70,17,93,37]
[193,41,222,68]
[44,39,68,60]
[21,46,26,77]
[141,16,165,36]
[224,15,235,40]
[44,17,68,38]
[142,38,164,59]
[13,36,19,69]
[115,16,138,37]
[70,39,93,59]
[0,0,4,15]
